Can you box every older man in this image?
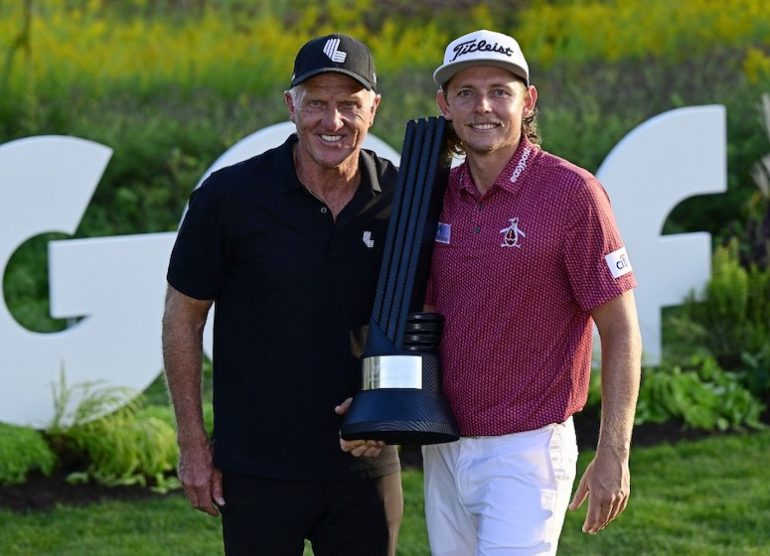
[162,34,402,556]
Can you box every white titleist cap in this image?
[433,29,529,87]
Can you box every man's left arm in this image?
[569,289,642,534]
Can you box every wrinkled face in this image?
[285,73,381,171]
[438,66,536,158]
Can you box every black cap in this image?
[291,34,377,91]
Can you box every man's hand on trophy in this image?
[335,397,386,457]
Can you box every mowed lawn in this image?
[1,431,768,555]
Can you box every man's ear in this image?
[436,89,452,120]
[284,90,296,124]
[368,93,382,128]
[524,85,538,116]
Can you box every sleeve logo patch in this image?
[605,246,633,279]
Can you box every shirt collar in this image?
[453,136,537,196]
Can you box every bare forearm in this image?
[593,291,642,449]
[162,286,212,448]
[597,334,641,449]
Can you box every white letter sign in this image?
[598,105,727,365]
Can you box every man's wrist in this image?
[596,444,630,450]
[177,430,210,449]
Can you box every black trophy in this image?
[341,116,459,445]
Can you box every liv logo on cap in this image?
[323,38,347,63]
[433,29,530,87]
[291,33,377,90]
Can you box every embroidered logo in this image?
[435,222,451,244]
[605,246,633,278]
[323,38,347,63]
[362,231,374,248]
[499,217,526,248]
[450,39,514,62]
[510,147,531,184]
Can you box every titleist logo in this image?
[450,39,514,62]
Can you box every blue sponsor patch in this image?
[436,222,451,244]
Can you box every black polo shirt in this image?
[167,134,400,480]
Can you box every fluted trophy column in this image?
[341,116,459,445]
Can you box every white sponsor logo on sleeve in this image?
[605,246,633,279]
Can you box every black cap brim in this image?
[291,67,375,90]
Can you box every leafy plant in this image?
[682,239,770,381]
[44,370,180,493]
[47,367,137,433]
[635,353,765,431]
[61,413,180,493]
[733,345,770,421]
[0,422,57,486]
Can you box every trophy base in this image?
[340,388,459,445]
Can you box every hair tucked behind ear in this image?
[522,104,541,146]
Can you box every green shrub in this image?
[663,238,770,406]
[45,371,180,492]
[47,368,138,433]
[0,422,57,485]
[635,353,765,431]
[683,239,770,373]
[61,412,179,493]
[737,346,770,402]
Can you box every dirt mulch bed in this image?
[0,471,175,513]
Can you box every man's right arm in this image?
[161,284,223,516]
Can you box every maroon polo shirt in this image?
[427,137,637,436]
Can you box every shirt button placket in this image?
[473,202,483,240]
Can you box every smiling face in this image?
[285,73,381,175]
[438,65,537,161]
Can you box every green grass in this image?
[1,432,768,555]
[559,431,770,555]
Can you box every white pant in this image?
[422,418,578,556]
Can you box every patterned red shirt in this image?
[427,138,637,435]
